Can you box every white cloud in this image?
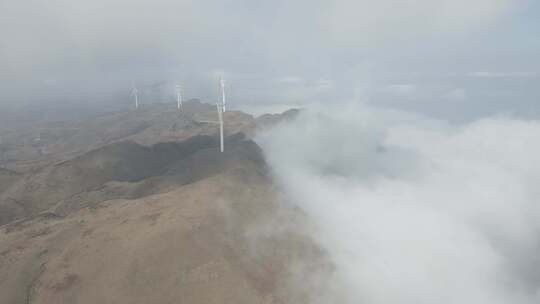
[386,84,418,96]
[275,76,306,85]
[0,0,534,116]
[257,104,540,303]
[444,88,468,101]
[468,72,538,78]
[319,0,516,46]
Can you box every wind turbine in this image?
[216,76,226,152]
[131,82,139,110]
[216,102,224,153]
[219,76,226,112]
[175,84,183,110]
[191,77,226,152]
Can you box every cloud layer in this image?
[257,105,540,303]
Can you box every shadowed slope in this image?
[0,134,251,225]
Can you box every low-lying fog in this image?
[257,104,540,303]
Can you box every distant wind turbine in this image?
[217,76,227,152]
[131,82,139,110]
[215,103,224,153]
[175,84,183,110]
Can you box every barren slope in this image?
[0,105,325,304]
[0,144,329,304]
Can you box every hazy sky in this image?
[1,0,538,120]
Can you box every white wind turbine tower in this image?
[216,102,224,153]
[219,76,226,112]
[195,77,226,152]
[131,82,139,110]
[217,77,225,153]
[175,84,183,110]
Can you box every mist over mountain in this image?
[1,0,539,303]
[257,104,540,303]
[0,94,539,304]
